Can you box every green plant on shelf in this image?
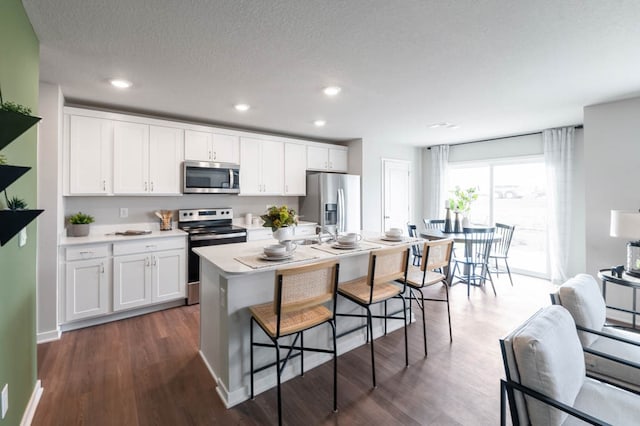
[5,193,27,210]
[0,154,7,165]
[0,86,33,116]
[68,212,95,225]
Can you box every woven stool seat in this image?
[338,277,402,304]
[405,266,446,288]
[250,303,332,338]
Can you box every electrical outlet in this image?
[1,383,8,419]
[120,208,128,218]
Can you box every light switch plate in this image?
[1,383,8,419]
[120,208,128,218]
[18,228,27,247]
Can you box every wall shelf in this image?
[0,209,44,246]
[0,164,30,192]
[0,110,41,151]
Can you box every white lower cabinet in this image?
[113,238,186,312]
[64,244,111,321]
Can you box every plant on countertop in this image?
[448,186,479,215]
[68,211,95,224]
[0,87,33,116]
[261,205,298,231]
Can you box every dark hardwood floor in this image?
[33,275,554,425]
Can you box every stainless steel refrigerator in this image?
[299,173,361,234]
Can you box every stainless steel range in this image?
[178,208,247,304]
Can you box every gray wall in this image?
[584,95,640,321]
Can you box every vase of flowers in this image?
[261,205,298,242]
[448,186,479,226]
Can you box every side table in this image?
[598,268,640,330]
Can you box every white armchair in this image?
[500,306,640,426]
[551,273,640,392]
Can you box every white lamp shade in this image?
[610,210,640,239]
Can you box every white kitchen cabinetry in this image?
[247,227,274,241]
[113,238,186,311]
[307,145,348,172]
[284,143,306,195]
[64,244,110,321]
[113,123,183,195]
[184,130,239,164]
[239,137,283,195]
[68,115,113,195]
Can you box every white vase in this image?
[273,226,293,242]
[462,216,470,228]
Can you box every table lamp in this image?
[610,210,640,278]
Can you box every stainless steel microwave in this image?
[183,161,240,194]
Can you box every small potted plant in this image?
[261,205,298,241]
[449,186,479,229]
[4,194,27,210]
[68,211,95,237]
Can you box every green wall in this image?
[0,0,40,424]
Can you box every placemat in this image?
[235,250,320,269]
[364,236,422,246]
[310,241,382,255]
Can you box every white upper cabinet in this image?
[239,137,284,196]
[284,143,306,195]
[185,130,239,164]
[113,123,183,195]
[68,115,113,195]
[306,144,348,172]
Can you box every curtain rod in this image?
[426,124,583,149]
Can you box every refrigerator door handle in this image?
[338,188,345,233]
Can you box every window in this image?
[447,158,547,277]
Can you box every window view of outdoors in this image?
[447,160,547,277]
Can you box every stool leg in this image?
[418,288,427,356]
[250,317,255,399]
[401,294,408,366]
[300,331,304,376]
[330,320,338,412]
[384,300,388,336]
[275,339,282,426]
[367,307,376,388]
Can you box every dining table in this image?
[420,227,502,243]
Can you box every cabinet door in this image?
[149,126,184,194]
[65,258,109,321]
[260,139,284,195]
[184,130,212,161]
[68,115,113,194]
[284,143,306,195]
[306,145,329,170]
[152,249,186,302]
[329,148,348,172]
[239,137,262,195]
[113,254,152,311]
[113,121,150,194]
[212,133,239,164]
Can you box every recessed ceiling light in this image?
[445,123,460,129]
[234,103,250,112]
[323,86,342,96]
[314,120,326,127]
[429,122,459,129]
[428,122,446,128]
[110,79,132,89]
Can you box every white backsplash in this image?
[64,194,300,225]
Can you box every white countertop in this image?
[234,220,317,231]
[193,231,415,275]
[59,223,187,246]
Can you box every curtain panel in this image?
[428,145,449,220]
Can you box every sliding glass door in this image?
[447,158,548,277]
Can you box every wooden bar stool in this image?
[249,259,340,426]
[405,238,455,356]
[336,246,410,388]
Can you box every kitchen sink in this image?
[297,239,321,245]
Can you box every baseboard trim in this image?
[37,328,61,344]
[20,380,42,426]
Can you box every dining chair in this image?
[452,227,496,297]
[423,218,445,231]
[337,246,410,388]
[407,224,422,266]
[489,223,515,286]
[404,238,455,356]
[249,259,340,425]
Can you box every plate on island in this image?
[381,236,404,242]
[260,253,294,261]
[332,242,360,250]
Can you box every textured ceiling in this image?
[22,0,640,146]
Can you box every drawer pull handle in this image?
[79,251,94,255]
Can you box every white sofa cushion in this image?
[558,274,606,346]
[562,377,640,426]
[586,327,640,391]
[512,306,585,425]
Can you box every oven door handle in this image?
[190,232,247,241]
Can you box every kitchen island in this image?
[193,234,417,408]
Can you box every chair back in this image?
[274,260,339,317]
[407,224,422,258]
[500,306,586,426]
[423,219,445,231]
[492,223,515,257]
[421,238,454,273]
[366,246,410,300]
[553,274,606,346]
[462,227,495,262]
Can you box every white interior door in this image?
[382,159,410,231]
